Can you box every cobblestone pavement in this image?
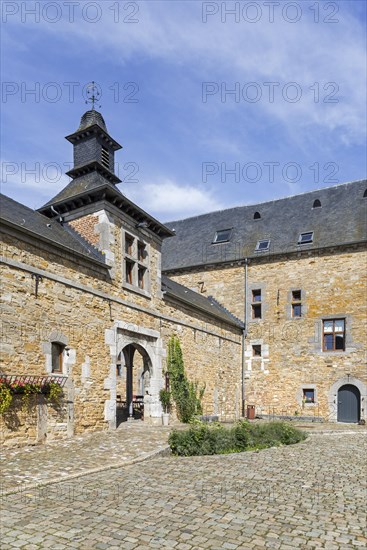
[0,426,366,549]
[0,423,170,494]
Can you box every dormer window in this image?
[256,239,270,252]
[213,228,232,244]
[101,146,110,169]
[298,232,313,245]
[253,211,261,220]
[313,199,321,208]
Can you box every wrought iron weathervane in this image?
[85,81,102,110]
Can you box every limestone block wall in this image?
[0,396,68,448]
[168,246,367,420]
[167,264,245,321]
[244,247,367,419]
[1,242,242,445]
[159,299,242,420]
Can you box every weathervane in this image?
[85,81,102,110]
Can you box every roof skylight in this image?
[213,228,232,243]
[298,232,314,245]
[256,239,270,251]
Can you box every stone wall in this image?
[0,395,68,448]
[168,246,367,420]
[1,224,242,446]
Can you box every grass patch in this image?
[168,420,307,456]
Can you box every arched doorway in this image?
[337,385,361,423]
[116,343,152,425]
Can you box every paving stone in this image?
[0,426,366,548]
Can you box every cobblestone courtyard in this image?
[1,427,366,549]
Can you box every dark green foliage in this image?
[168,420,307,456]
[159,388,172,413]
[167,336,205,423]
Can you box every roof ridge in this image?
[161,275,243,328]
[166,178,367,225]
[207,295,244,326]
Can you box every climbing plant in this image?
[0,380,64,415]
[167,335,205,423]
[0,383,13,415]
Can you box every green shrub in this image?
[159,388,172,413]
[168,420,307,456]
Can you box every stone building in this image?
[0,110,243,447]
[0,109,366,447]
[162,179,367,423]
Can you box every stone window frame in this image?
[286,288,308,320]
[252,344,262,357]
[297,384,318,408]
[51,342,65,373]
[322,318,346,352]
[122,229,151,298]
[248,283,268,323]
[311,314,355,355]
[43,331,69,377]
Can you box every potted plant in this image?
[159,388,171,426]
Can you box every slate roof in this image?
[162,180,367,271]
[162,275,243,328]
[40,173,117,209]
[77,110,107,132]
[0,194,107,267]
[38,182,175,239]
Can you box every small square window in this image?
[213,228,232,243]
[303,388,315,404]
[252,289,261,302]
[298,232,314,245]
[292,290,301,301]
[252,304,262,319]
[252,345,261,357]
[256,240,270,251]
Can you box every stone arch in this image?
[105,322,165,428]
[328,375,366,422]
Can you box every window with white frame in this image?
[255,239,270,252]
[298,232,314,245]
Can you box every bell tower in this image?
[65,108,122,186]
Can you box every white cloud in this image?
[125,179,223,221]
[32,1,364,145]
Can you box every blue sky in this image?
[1,0,366,221]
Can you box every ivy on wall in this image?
[167,335,205,423]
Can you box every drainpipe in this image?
[242,258,249,418]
